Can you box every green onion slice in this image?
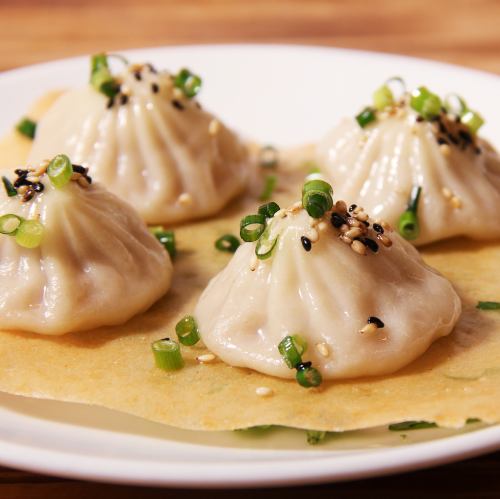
[173,68,202,98]
[47,154,73,189]
[444,93,468,117]
[355,107,376,128]
[150,227,176,259]
[90,53,120,99]
[373,84,394,111]
[410,86,442,120]
[0,214,23,235]
[302,179,333,219]
[477,301,500,310]
[306,430,327,445]
[255,215,282,260]
[15,219,44,249]
[215,234,240,253]
[296,364,322,388]
[259,174,277,201]
[388,421,437,431]
[240,214,266,242]
[461,110,484,135]
[2,176,17,197]
[278,335,307,369]
[385,76,406,99]
[16,118,37,139]
[258,202,280,219]
[398,185,422,240]
[175,315,200,346]
[258,145,279,169]
[151,338,184,371]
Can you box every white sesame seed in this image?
[255,386,274,397]
[440,144,451,157]
[71,172,82,181]
[173,87,184,99]
[450,196,462,209]
[352,205,363,214]
[17,185,28,195]
[377,233,393,248]
[77,176,90,188]
[178,193,193,206]
[351,240,367,255]
[339,234,353,245]
[27,176,40,183]
[355,211,369,222]
[347,217,362,228]
[308,228,319,243]
[208,119,220,136]
[345,227,362,239]
[317,221,328,232]
[197,353,216,363]
[316,343,330,357]
[339,224,349,233]
[442,187,453,199]
[335,200,347,213]
[274,209,287,219]
[250,254,258,271]
[360,323,378,335]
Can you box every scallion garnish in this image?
[296,362,322,388]
[477,301,500,310]
[151,337,184,371]
[255,227,278,260]
[444,93,468,117]
[302,179,333,219]
[461,110,484,135]
[47,154,73,189]
[2,176,17,197]
[398,185,422,240]
[173,68,202,98]
[240,214,266,242]
[410,86,441,120]
[306,430,327,445]
[0,214,23,235]
[259,145,279,169]
[388,421,437,431]
[258,201,280,219]
[278,334,307,369]
[14,219,44,249]
[175,315,200,346]
[215,234,240,253]
[259,174,277,201]
[355,107,376,128]
[150,227,176,259]
[373,85,394,111]
[90,53,120,99]
[16,118,36,139]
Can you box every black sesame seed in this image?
[161,337,171,341]
[363,237,379,253]
[459,130,472,144]
[449,134,459,145]
[373,223,384,234]
[368,316,384,328]
[438,121,447,134]
[475,146,482,155]
[106,97,115,109]
[120,94,129,106]
[195,102,202,109]
[330,212,346,228]
[146,63,158,74]
[349,204,357,213]
[296,361,312,371]
[171,99,184,111]
[134,71,142,81]
[84,175,92,185]
[72,165,87,175]
[32,182,44,192]
[151,83,159,94]
[22,189,35,202]
[437,137,449,145]
[362,220,370,227]
[14,169,28,176]
[416,116,424,122]
[301,236,312,252]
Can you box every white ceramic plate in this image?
[0,44,498,488]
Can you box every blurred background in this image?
[1,0,500,73]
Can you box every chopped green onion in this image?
[444,93,468,117]
[296,363,322,388]
[47,154,73,189]
[306,430,326,445]
[215,234,240,253]
[388,421,437,431]
[373,85,394,110]
[16,118,36,139]
[255,230,278,260]
[461,110,484,135]
[240,214,266,242]
[355,107,376,128]
[175,315,200,346]
[466,418,481,424]
[150,227,176,259]
[234,425,272,432]
[398,185,422,240]
[410,86,442,120]
[151,338,184,371]
[278,335,307,369]
[258,145,279,169]
[0,214,23,235]
[90,53,120,99]
[477,301,500,310]
[258,202,280,219]
[173,68,202,98]
[2,176,17,197]
[384,76,406,99]
[15,219,44,249]
[302,179,333,219]
[259,174,277,201]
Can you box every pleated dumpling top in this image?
[28,55,249,224]
[0,156,172,335]
[316,82,500,245]
[195,180,461,381]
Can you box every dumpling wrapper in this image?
[0,162,172,335]
[27,65,249,224]
[0,94,498,431]
[316,109,500,245]
[195,207,461,380]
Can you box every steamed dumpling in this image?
[316,89,500,246]
[195,186,461,380]
[28,59,249,224]
[0,158,172,335]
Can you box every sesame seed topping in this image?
[301,236,312,252]
[173,87,184,99]
[178,193,193,206]
[197,353,216,363]
[363,237,379,253]
[335,200,347,213]
[171,99,184,111]
[351,239,367,255]
[208,119,220,136]
[345,227,362,239]
[316,343,330,357]
[308,228,319,243]
[339,234,353,245]
[360,323,378,335]
[151,83,159,94]
[450,195,462,209]
[439,144,451,157]
[255,386,274,397]
[134,71,142,81]
[372,223,384,234]
[317,221,328,232]
[348,204,357,213]
[442,187,452,199]
[250,254,258,271]
[331,212,346,228]
[368,316,385,328]
[376,233,393,247]
[355,211,369,222]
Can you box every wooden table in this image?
[0,0,499,497]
